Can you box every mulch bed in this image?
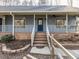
[53,33,79,49]
[0,40,51,59]
[53,33,79,44]
[1,40,31,50]
[0,47,51,59]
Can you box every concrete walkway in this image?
[55,48,79,59]
[30,46,50,55]
[23,54,38,59]
[30,46,79,58]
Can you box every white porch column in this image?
[46,14,49,33]
[31,14,36,47]
[46,14,48,26]
[12,14,15,36]
[34,14,35,27]
[76,16,79,33]
[2,16,5,32]
[66,13,68,32]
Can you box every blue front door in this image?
[38,18,43,31]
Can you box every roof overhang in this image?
[0,11,79,15]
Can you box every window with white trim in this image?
[15,18,25,28]
[56,19,65,27]
[39,0,46,5]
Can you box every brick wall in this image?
[15,32,31,40]
[0,32,12,36]
[0,32,31,40]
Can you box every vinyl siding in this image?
[4,15,77,32]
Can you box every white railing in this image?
[49,34,77,59]
[48,25,77,32]
[0,25,77,33]
[46,19,76,59]
[0,25,33,32]
[31,14,36,47]
[46,20,51,50]
[0,25,12,32]
[15,25,33,32]
[46,14,55,59]
[31,24,35,46]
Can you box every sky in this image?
[0,0,79,8]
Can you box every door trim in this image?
[37,18,43,32]
[0,16,5,32]
[0,18,2,32]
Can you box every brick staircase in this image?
[34,32,48,47]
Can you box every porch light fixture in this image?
[52,15,56,18]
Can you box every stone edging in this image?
[1,44,30,53]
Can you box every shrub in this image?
[0,34,15,43]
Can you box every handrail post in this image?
[31,14,35,47]
[76,16,79,33]
[66,13,68,33]
[50,36,56,59]
[46,14,55,59]
[50,34,76,59]
[33,14,35,34]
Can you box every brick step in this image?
[35,34,46,36]
[34,44,48,47]
[35,35,47,37]
[36,32,46,34]
[34,39,47,41]
[35,37,46,39]
[35,37,47,39]
[35,38,47,41]
[35,33,46,36]
[34,41,47,44]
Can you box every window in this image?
[39,0,46,5]
[56,19,65,27]
[15,19,25,28]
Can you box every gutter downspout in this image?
[10,12,15,36]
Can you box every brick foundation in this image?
[15,32,31,40]
[0,32,12,36]
[0,32,31,40]
[0,32,78,41]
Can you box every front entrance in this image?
[37,18,43,31]
[0,18,2,31]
